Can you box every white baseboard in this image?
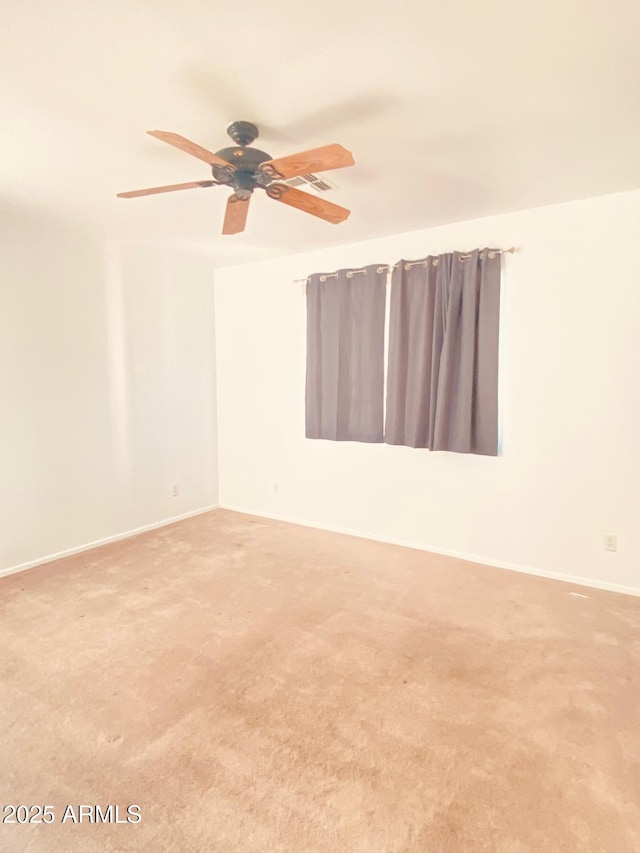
[0,503,220,580]
[219,503,640,598]
[5,501,637,599]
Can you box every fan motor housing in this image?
[212,146,274,191]
[214,146,272,168]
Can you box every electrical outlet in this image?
[172,484,180,498]
[603,534,617,552]
[272,483,280,495]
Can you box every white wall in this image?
[0,208,218,573]
[214,190,640,594]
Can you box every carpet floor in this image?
[1,509,639,852]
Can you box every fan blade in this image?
[147,130,234,169]
[266,185,350,224]
[117,180,216,198]
[222,194,250,234]
[259,143,354,180]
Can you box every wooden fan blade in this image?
[117,180,216,198]
[222,194,250,234]
[267,185,350,224]
[147,130,234,169]
[259,143,354,180]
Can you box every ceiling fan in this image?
[117,121,355,235]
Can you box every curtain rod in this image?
[293,247,515,285]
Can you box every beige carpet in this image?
[1,509,639,852]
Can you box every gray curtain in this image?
[385,249,501,455]
[306,265,386,442]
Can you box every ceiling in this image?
[2,0,639,266]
